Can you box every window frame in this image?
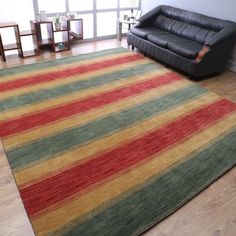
[32,0,141,41]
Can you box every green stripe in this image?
[0,63,158,112]
[0,48,127,78]
[59,129,236,236]
[7,85,207,170]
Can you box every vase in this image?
[54,22,61,31]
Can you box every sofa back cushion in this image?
[152,5,227,45]
[153,15,217,44]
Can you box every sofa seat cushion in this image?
[147,32,183,48]
[168,40,203,59]
[130,27,166,39]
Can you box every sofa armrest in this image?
[195,46,210,62]
[205,24,236,47]
[135,6,162,28]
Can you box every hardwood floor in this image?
[0,38,235,236]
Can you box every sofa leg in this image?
[127,44,134,51]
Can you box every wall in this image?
[141,0,236,22]
[141,0,236,72]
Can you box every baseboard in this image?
[228,60,236,73]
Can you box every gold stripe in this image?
[15,92,219,188]
[31,112,236,236]
[0,59,149,100]
[4,78,190,151]
[0,51,133,82]
[0,70,166,122]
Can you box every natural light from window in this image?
[38,0,66,13]
[96,0,117,9]
[69,0,94,11]
[0,0,141,46]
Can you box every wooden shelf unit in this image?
[0,22,22,61]
[0,19,83,61]
[19,29,39,58]
[31,20,71,52]
[30,20,54,51]
[53,23,70,52]
[67,18,83,40]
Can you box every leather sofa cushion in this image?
[147,32,183,48]
[147,32,202,59]
[153,15,217,44]
[130,27,164,39]
[168,40,203,59]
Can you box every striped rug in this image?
[0,48,236,236]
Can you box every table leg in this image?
[128,23,131,31]
[117,21,122,41]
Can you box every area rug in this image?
[0,48,236,236]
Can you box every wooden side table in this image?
[0,22,22,61]
[117,19,137,41]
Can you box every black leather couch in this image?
[127,5,236,78]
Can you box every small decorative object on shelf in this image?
[40,11,47,21]
[68,12,76,19]
[130,8,134,20]
[54,14,61,31]
[58,42,64,50]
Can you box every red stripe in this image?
[0,54,143,92]
[0,73,180,138]
[19,99,236,216]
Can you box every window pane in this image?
[54,32,64,43]
[97,12,117,37]
[120,0,139,8]
[97,0,117,9]
[21,36,34,51]
[77,14,94,39]
[38,0,65,13]
[69,0,93,11]
[0,28,17,45]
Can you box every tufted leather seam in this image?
[195,28,204,44]
[160,7,223,32]
[203,30,213,44]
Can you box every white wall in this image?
[141,0,236,22]
[0,0,35,30]
[141,0,236,72]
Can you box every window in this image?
[96,0,117,9]
[38,0,66,13]
[33,0,141,40]
[69,0,93,11]
[97,12,117,37]
[120,0,139,8]
[76,14,94,39]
